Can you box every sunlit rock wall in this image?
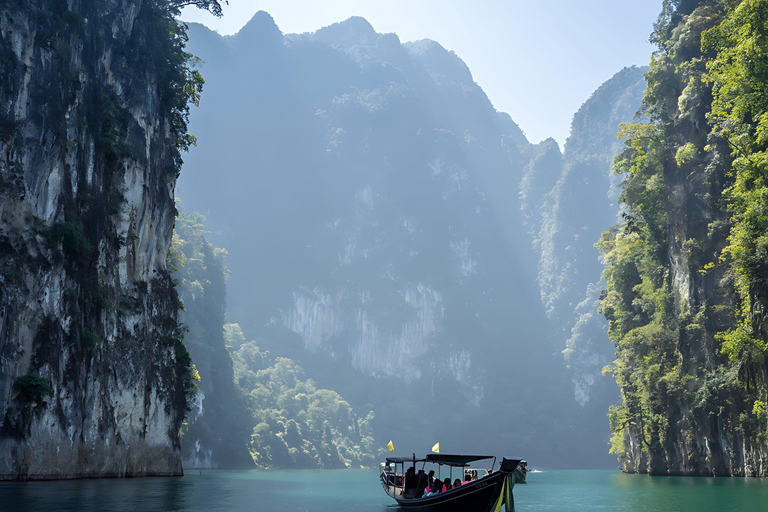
[0,0,185,479]
[283,282,443,380]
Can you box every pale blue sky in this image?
[181,0,661,147]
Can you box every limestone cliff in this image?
[178,13,641,468]
[601,1,768,476]
[0,0,201,479]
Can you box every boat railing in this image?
[380,463,405,498]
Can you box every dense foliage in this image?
[12,375,53,403]
[227,323,379,468]
[706,0,768,353]
[141,0,207,176]
[172,209,254,468]
[600,0,768,475]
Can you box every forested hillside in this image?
[601,0,768,476]
[228,323,378,468]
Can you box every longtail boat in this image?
[380,453,526,511]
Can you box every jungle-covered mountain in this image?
[601,0,768,476]
[178,12,646,468]
[228,321,378,468]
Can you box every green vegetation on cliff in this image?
[600,0,768,476]
[706,0,768,364]
[227,324,378,468]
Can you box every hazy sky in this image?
[181,0,661,147]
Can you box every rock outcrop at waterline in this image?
[0,0,196,479]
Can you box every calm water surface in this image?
[2,469,768,512]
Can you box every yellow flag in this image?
[387,440,395,452]
[431,442,440,453]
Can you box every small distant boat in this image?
[380,453,526,512]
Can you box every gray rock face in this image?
[178,14,652,468]
[179,14,575,465]
[523,66,647,406]
[0,0,185,479]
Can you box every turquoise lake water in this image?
[2,469,768,511]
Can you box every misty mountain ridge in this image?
[178,11,646,468]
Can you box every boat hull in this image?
[390,473,503,511]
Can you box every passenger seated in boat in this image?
[453,478,462,488]
[442,478,452,491]
[471,470,478,481]
[427,470,435,488]
[403,467,417,498]
[404,467,415,487]
[422,483,439,498]
[463,474,472,485]
[416,469,428,494]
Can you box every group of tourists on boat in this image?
[381,453,525,512]
[401,466,481,498]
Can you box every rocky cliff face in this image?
[179,13,572,465]
[527,67,647,407]
[178,13,652,468]
[0,0,194,479]
[601,1,768,476]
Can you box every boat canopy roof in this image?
[385,457,427,464]
[386,454,494,466]
[425,454,494,466]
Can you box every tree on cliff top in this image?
[168,1,227,18]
